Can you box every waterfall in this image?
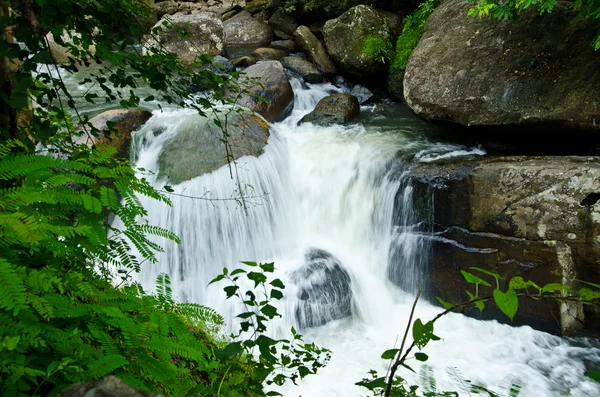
[129,78,600,397]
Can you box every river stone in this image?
[268,9,299,39]
[59,375,160,397]
[291,248,353,328]
[158,112,269,184]
[299,93,359,125]
[350,84,376,105]
[224,11,273,46]
[280,56,323,83]
[143,12,224,63]
[76,109,152,159]
[270,39,297,53]
[250,47,287,60]
[237,60,294,121]
[323,5,393,80]
[294,26,336,77]
[403,0,600,132]
[408,156,600,334]
[231,55,257,67]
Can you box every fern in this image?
[0,260,27,312]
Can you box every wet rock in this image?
[250,47,287,60]
[224,11,273,46]
[291,248,353,328]
[143,12,224,63]
[350,84,376,105]
[299,93,359,125]
[280,56,323,83]
[403,0,600,132]
[387,68,404,102]
[76,109,153,159]
[237,60,294,121]
[294,26,336,77]
[58,375,160,397]
[158,112,269,184]
[270,39,297,53]
[323,5,393,80]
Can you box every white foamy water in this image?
[129,77,600,397]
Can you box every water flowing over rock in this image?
[237,61,294,121]
[291,248,353,328]
[403,0,600,132]
[280,56,324,83]
[294,26,336,77]
[299,93,359,125]
[408,156,600,334]
[143,12,224,63]
[157,112,269,184]
[224,11,273,46]
[76,109,152,159]
[323,5,392,80]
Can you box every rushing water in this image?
[124,76,600,397]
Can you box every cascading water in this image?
[130,77,600,397]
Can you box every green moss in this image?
[390,0,441,73]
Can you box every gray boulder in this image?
[250,47,287,60]
[280,56,324,83]
[403,0,600,131]
[291,248,353,328]
[59,376,159,397]
[294,26,336,77]
[224,11,273,46]
[299,93,359,125]
[323,5,393,79]
[143,12,224,63]
[350,84,376,105]
[237,61,294,121]
[158,112,269,184]
[268,9,299,39]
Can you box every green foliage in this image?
[468,0,600,49]
[391,0,441,72]
[364,35,394,65]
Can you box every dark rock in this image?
[237,60,294,121]
[403,0,600,132]
[58,375,160,397]
[245,0,269,14]
[299,93,359,125]
[323,5,392,80]
[350,84,376,105]
[143,12,224,63]
[250,47,287,60]
[294,25,336,77]
[224,11,273,46]
[270,39,297,53]
[158,112,269,184]
[76,109,153,159]
[291,248,353,328]
[268,9,299,38]
[387,67,404,102]
[308,21,326,40]
[231,55,257,67]
[280,56,323,83]
[333,75,353,91]
[211,55,235,72]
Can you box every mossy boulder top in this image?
[404,0,600,132]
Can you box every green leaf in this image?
[436,296,453,310]
[493,288,518,321]
[223,285,239,298]
[270,289,284,300]
[260,262,275,273]
[241,261,258,267]
[461,270,492,287]
[270,278,285,289]
[381,349,400,360]
[466,290,485,312]
[217,342,242,361]
[470,267,503,280]
[247,271,267,287]
[412,319,436,349]
[356,376,387,390]
[541,283,572,293]
[415,352,428,362]
[260,304,279,319]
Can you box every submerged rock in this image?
[323,5,392,80]
[224,11,273,46]
[299,93,359,125]
[280,56,324,83]
[403,0,600,132]
[291,248,353,328]
[158,112,269,184]
[408,156,600,334]
[237,60,294,121]
[143,12,224,63]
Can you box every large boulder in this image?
[323,5,392,80]
[46,31,96,64]
[76,109,153,159]
[158,112,269,184]
[237,61,294,121]
[299,93,359,125]
[280,56,324,83]
[291,248,353,328]
[59,376,159,397]
[224,11,273,46]
[268,9,299,39]
[294,26,336,77]
[403,0,600,132]
[408,156,600,334]
[143,12,224,63]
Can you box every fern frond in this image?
[86,355,129,380]
[174,303,224,326]
[0,259,27,313]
